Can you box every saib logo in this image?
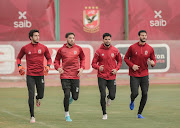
[14,11,32,28]
[150,10,167,27]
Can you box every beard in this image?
[68,42,73,46]
[32,39,39,44]
[140,38,146,42]
[104,43,110,47]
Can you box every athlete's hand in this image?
[44,66,50,76]
[58,68,64,74]
[77,68,83,77]
[18,66,25,75]
[111,69,117,75]
[99,65,104,72]
[132,64,140,71]
[148,59,155,67]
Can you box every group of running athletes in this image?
[17,29,156,123]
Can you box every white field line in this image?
[2,110,59,128]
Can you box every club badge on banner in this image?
[59,0,124,41]
[83,6,100,33]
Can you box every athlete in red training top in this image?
[17,29,52,123]
[92,33,122,120]
[124,30,156,119]
[54,32,85,122]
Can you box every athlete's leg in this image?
[71,79,80,101]
[138,75,149,115]
[35,76,44,99]
[61,79,71,112]
[61,79,72,121]
[107,79,116,100]
[130,76,140,110]
[130,76,140,102]
[98,77,107,115]
[35,76,44,107]
[26,75,36,117]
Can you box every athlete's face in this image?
[31,32,39,44]
[103,36,111,47]
[66,34,75,46]
[139,32,147,42]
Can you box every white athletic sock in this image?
[65,111,70,117]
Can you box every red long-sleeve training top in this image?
[54,43,85,79]
[92,44,122,80]
[17,42,52,76]
[124,42,156,77]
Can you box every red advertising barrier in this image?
[0,0,55,41]
[59,0,124,41]
[129,0,180,40]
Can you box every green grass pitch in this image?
[0,85,180,128]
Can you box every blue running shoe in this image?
[65,116,72,122]
[137,114,144,119]
[129,101,134,110]
[69,95,74,104]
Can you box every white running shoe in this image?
[30,117,35,123]
[102,114,107,120]
[107,98,111,106]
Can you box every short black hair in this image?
[103,33,111,39]
[29,29,39,40]
[138,30,147,36]
[65,32,75,38]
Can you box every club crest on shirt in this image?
[111,53,114,57]
[135,51,137,54]
[145,50,148,55]
[38,49,41,54]
[28,51,31,54]
[102,53,104,56]
[74,51,77,55]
